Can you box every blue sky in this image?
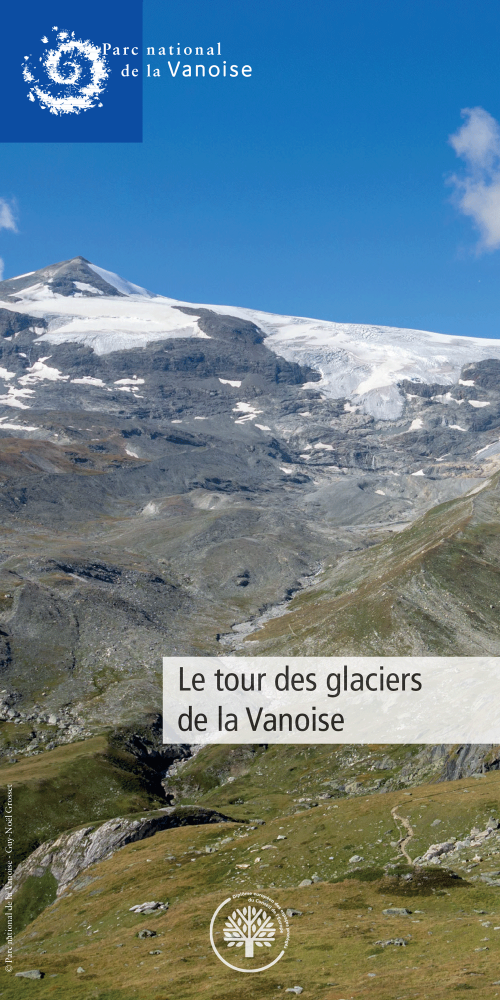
[2,0,500,338]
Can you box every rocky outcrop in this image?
[390,744,500,788]
[437,744,500,781]
[413,818,500,865]
[0,805,236,904]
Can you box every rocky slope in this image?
[0,804,235,908]
[0,256,499,729]
[160,741,500,816]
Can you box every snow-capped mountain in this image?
[2,255,500,419]
[0,255,500,726]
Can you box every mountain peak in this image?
[0,257,153,303]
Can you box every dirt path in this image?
[391,804,415,865]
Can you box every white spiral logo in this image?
[22,27,109,116]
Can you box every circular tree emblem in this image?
[210,892,290,972]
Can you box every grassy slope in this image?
[243,474,500,655]
[162,742,500,821]
[3,770,500,999]
[0,736,168,870]
[2,734,499,874]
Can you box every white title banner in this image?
[162,656,500,744]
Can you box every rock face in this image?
[0,805,235,904]
[438,744,500,780]
[392,745,500,788]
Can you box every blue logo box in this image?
[1,0,142,142]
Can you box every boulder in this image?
[129,901,168,914]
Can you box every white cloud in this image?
[449,107,500,252]
[0,258,4,281]
[0,198,17,233]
